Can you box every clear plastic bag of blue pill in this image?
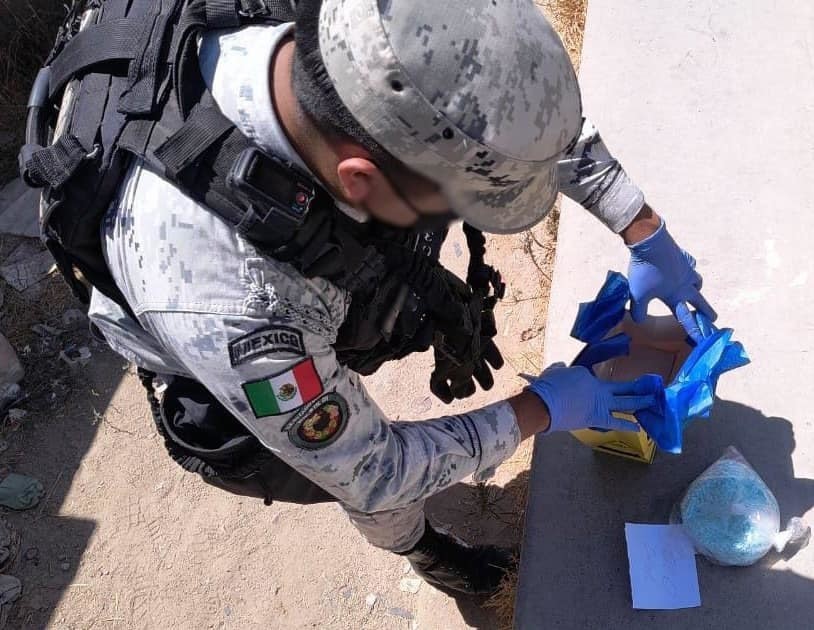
[670,447,810,566]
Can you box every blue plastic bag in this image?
[572,271,750,453]
[671,447,810,566]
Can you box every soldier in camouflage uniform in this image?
[88,0,716,594]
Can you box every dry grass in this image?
[485,555,522,627]
[483,442,534,628]
[0,0,66,183]
[537,0,590,72]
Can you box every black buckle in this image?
[237,0,270,17]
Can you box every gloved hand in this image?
[627,221,717,343]
[430,337,504,403]
[430,286,505,402]
[526,364,662,433]
[429,257,505,404]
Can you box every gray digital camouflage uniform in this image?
[89,21,645,552]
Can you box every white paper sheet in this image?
[624,523,701,610]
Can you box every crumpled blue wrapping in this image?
[571,271,750,453]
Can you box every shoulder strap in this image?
[21,0,295,188]
[18,0,300,316]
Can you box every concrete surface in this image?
[515,1,814,628]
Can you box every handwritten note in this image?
[625,523,701,610]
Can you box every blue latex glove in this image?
[527,364,663,433]
[628,221,717,343]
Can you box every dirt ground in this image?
[0,2,586,628]
[1,221,556,630]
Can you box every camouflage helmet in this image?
[318,0,583,234]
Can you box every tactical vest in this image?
[19,0,504,382]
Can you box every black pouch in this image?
[143,373,335,506]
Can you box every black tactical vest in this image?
[20,0,502,382]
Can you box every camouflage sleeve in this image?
[557,118,646,233]
[144,289,520,514]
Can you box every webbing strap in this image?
[70,73,111,151]
[249,0,296,21]
[48,19,144,99]
[170,0,295,115]
[171,0,208,117]
[153,105,235,177]
[462,223,486,269]
[193,126,251,214]
[206,0,240,27]
[119,3,176,116]
[118,119,159,157]
[462,222,504,298]
[24,134,90,189]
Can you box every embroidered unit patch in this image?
[283,393,349,450]
[228,325,305,366]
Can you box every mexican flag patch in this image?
[242,358,323,417]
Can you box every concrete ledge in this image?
[515,1,814,627]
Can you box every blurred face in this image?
[335,156,455,230]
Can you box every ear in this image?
[336,157,380,204]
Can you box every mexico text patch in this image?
[282,393,348,450]
[241,358,323,417]
[228,325,305,366]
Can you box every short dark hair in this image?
[293,0,401,172]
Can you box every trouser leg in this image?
[344,498,516,595]
[342,501,427,553]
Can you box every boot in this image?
[397,520,516,595]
